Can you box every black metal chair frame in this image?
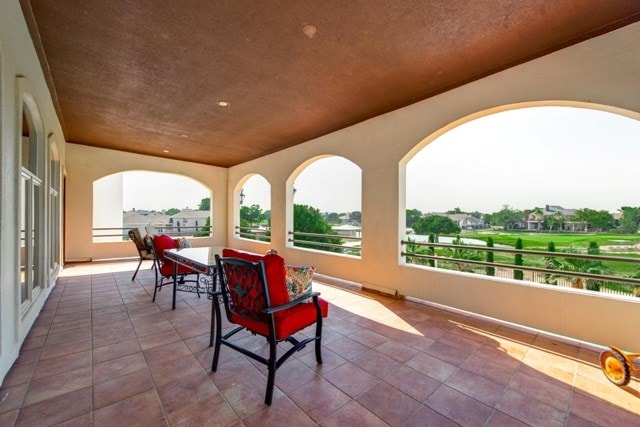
[148,238,201,308]
[128,229,155,281]
[211,255,323,405]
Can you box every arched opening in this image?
[236,174,271,243]
[93,171,211,242]
[288,156,362,256]
[402,104,640,296]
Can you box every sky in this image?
[122,172,208,211]
[123,106,640,214]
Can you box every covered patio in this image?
[1,260,638,425]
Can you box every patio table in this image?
[164,246,223,310]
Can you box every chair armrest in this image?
[264,292,320,314]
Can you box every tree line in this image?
[407,205,640,234]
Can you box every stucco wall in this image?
[0,0,67,382]
[64,144,228,261]
[226,22,640,350]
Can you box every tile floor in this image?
[0,260,638,426]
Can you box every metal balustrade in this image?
[92,225,211,240]
[288,231,361,256]
[401,240,640,297]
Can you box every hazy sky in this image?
[124,106,639,214]
[406,106,640,213]
[123,172,208,211]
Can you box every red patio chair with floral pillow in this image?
[211,248,328,405]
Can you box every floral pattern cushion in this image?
[285,265,315,301]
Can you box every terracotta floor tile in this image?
[0,382,29,414]
[210,356,267,391]
[323,362,380,398]
[93,368,154,409]
[461,353,517,386]
[242,396,316,427]
[288,377,352,423]
[16,386,92,427]
[44,327,92,347]
[569,393,640,426]
[149,354,205,387]
[2,362,36,388]
[167,396,239,427]
[156,371,220,414]
[93,390,164,427]
[143,341,192,367]
[328,336,370,361]
[137,328,183,351]
[384,364,440,402]
[485,410,529,426]
[13,348,41,366]
[31,350,91,380]
[445,368,506,407]
[272,358,319,394]
[24,366,92,406]
[221,375,280,419]
[405,351,456,383]
[508,371,572,411]
[496,388,566,427]
[373,339,419,364]
[321,399,388,427]
[351,348,400,379]
[425,340,474,367]
[92,338,140,364]
[0,409,19,426]
[92,352,147,384]
[348,329,389,348]
[297,347,347,373]
[53,411,93,426]
[401,404,459,427]
[426,385,493,426]
[356,381,421,426]
[38,338,91,361]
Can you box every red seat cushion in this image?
[230,298,329,341]
[154,235,194,276]
[222,248,289,307]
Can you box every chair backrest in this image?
[151,234,179,276]
[221,248,289,307]
[145,225,158,238]
[129,227,153,258]
[216,256,270,323]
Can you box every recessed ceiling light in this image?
[180,134,188,138]
[303,25,316,38]
[217,101,229,107]
[163,149,169,153]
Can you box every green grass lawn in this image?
[460,230,640,251]
[423,230,640,279]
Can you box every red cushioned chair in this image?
[211,249,328,405]
[150,234,200,309]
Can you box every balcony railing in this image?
[401,240,640,297]
[92,225,211,241]
[235,225,271,242]
[288,231,361,256]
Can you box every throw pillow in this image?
[285,265,315,301]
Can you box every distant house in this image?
[432,213,485,229]
[169,209,210,234]
[123,210,170,233]
[332,224,361,238]
[526,204,585,231]
[447,214,485,229]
